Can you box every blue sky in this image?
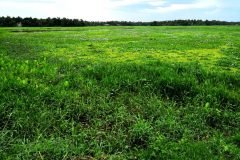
[0,0,239,21]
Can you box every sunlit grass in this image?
[0,26,239,159]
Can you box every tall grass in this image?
[0,26,239,159]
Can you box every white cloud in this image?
[0,0,150,20]
[0,0,239,21]
[145,0,221,13]
[108,0,165,8]
[0,0,55,3]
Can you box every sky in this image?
[0,0,239,21]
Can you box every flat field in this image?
[0,26,240,159]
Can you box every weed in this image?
[0,26,239,159]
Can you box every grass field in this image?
[0,26,240,159]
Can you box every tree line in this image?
[0,16,239,27]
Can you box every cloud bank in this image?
[0,0,239,21]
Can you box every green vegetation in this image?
[0,26,240,159]
[1,16,240,27]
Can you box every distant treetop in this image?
[0,16,239,27]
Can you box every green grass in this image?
[0,26,240,159]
